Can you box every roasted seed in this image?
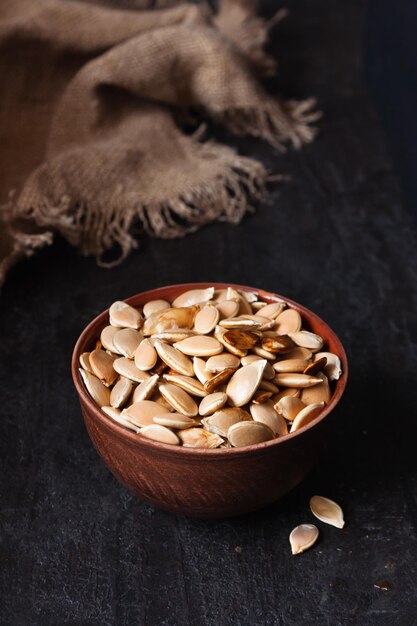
[275,309,302,334]
[258,302,286,318]
[303,356,327,376]
[205,353,240,372]
[273,359,310,373]
[143,299,170,318]
[204,407,250,437]
[134,338,158,371]
[122,400,165,427]
[79,368,110,406]
[226,359,266,406]
[194,305,220,334]
[132,374,159,403]
[228,421,274,447]
[198,392,228,416]
[288,330,324,352]
[154,339,194,377]
[250,401,288,436]
[204,368,235,394]
[274,396,306,421]
[151,329,196,343]
[101,406,140,433]
[216,299,240,319]
[290,402,326,432]
[113,357,151,383]
[310,495,345,528]
[140,424,180,445]
[153,413,199,429]
[163,373,207,397]
[300,372,331,404]
[100,325,119,352]
[223,329,259,351]
[193,356,213,385]
[215,326,247,357]
[89,350,117,387]
[219,316,262,331]
[252,390,273,404]
[172,287,215,308]
[109,301,142,329]
[314,352,342,381]
[273,373,323,388]
[143,306,199,335]
[174,335,223,357]
[159,383,198,417]
[289,524,319,555]
[79,352,93,373]
[113,328,143,358]
[110,376,133,408]
[179,428,224,448]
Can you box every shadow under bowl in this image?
[72,282,348,519]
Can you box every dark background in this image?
[1,1,417,624]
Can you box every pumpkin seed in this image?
[274,396,306,421]
[159,383,198,417]
[154,339,194,377]
[204,368,235,394]
[101,406,140,433]
[113,357,151,383]
[113,328,143,358]
[240,355,275,380]
[143,306,199,335]
[215,325,247,357]
[313,352,342,381]
[303,356,327,376]
[250,401,288,436]
[194,305,220,334]
[216,299,240,319]
[300,372,331,404]
[134,338,158,371]
[228,421,274,447]
[140,424,180,445]
[223,329,259,351]
[273,359,310,373]
[275,309,302,334]
[199,392,228,416]
[174,335,223,357]
[289,524,319,555]
[258,301,286,318]
[226,360,267,407]
[110,376,133,408]
[179,428,224,448]
[163,373,207,397]
[143,299,170,318]
[193,356,213,385]
[79,368,110,406]
[252,345,278,361]
[262,335,295,354]
[272,388,301,403]
[205,353,240,372]
[122,400,164,427]
[252,390,273,403]
[109,301,143,329]
[151,329,196,343]
[219,316,262,330]
[100,325,119,352]
[89,350,117,387]
[172,287,215,308]
[204,407,249,436]
[241,290,258,303]
[153,413,199,429]
[273,373,323,388]
[132,374,159,403]
[290,402,326,432]
[284,346,313,361]
[79,352,93,373]
[258,380,279,393]
[310,495,345,528]
[288,330,324,352]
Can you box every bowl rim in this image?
[72,282,348,459]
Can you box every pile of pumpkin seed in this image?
[79,287,342,448]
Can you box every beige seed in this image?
[113,357,151,383]
[290,402,326,432]
[198,392,228,416]
[258,380,279,393]
[240,355,274,380]
[159,383,198,417]
[113,328,143,358]
[252,345,277,361]
[273,373,323,388]
[100,325,119,352]
[140,424,180,446]
[151,329,196,343]
[258,301,286,318]
[143,299,170,318]
[251,301,267,310]
[273,359,310,373]
[152,390,174,412]
[193,357,213,385]
[237,295,253,315]
[89,350,117,387]
[216,299,240,319]
[303,357,327,376]
[300,372,331,404]
[228,421,274,447]
[163,373,207,397]
[109,301,142,329]
[79,368,110,406]
[250,401,288,436]
[223,329,259,351]
[289,524,319,555]
[178,428,223,449]
[284,346,313,361]
[153,413,198,429]
[275,309,302,334]
[215,326,247,357]
[132,374,159,403]
[252,390,273,404]
[154,339,194,377]
[205,353,240,373]
[134,339,158,371]
[226,287,240,301]
[241,290,258,303]
[79,352,93,373]
[314,352,342,381]
[272,388,301,403]
[110,376,133,408]
[204,368,235,394]
[204,407,249,437]
[143,306,198,335]
[194,306,220,334]
[101,406,140,433]
[219,316,262,330]
[288,330,324,352]
[242,314,276,331]
[227,359,267,407]
[261,335,295,354]
[310,495,345,529]
[274,396,306,421]
[174,335,223,357]
[172,287,215,308]
[122,400,165,427]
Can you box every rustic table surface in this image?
[1,1,416,625]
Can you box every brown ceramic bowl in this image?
[72,283,348,518]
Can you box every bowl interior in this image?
[72,282,348,457]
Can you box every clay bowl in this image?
[72,282,348,519]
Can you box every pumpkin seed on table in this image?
[310,495,345,528]
[81,290,342,449]
[289,524,319,555]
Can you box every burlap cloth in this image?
[0,0,319,285]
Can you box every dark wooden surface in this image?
[1,1,417,624]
